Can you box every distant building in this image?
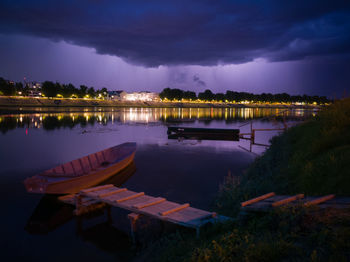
[107,90,125,100]
[120,91,159,102]
[26,81,42,97]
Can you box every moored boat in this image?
[167,126,240,141]
[24,142,137,194]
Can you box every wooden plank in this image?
[58,194,76,201]
[272,194,304,207]
[241,192,275,207]
[115,192,145,203]
[137,201,179,216]
[128,213,140,220]
[304,194,335,206]
[133,197,166,209]
[81,184,114,193]
[160,203,190,216]
[166,209,215,224]
[98,188,127,198]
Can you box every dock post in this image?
[106,205,112,224]
[74,194,82,215]
[128,213,140,244]
[196,226,200,238]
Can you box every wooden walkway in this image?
[241,192,350,212]
[59,184,230,239]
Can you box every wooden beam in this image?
[128,213,141,244]
[98,188,127,198]
[304,194,335,206]
[58,194,76,201]
[241,192,275,207]
[81,184,114,193]
[253,128,285,131]
[160,203,190,216]
[133,197,166,209]
[115,192,145,203]
[272,194,304,207]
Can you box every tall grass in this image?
[216,98,350,217]
[151,99,350,262]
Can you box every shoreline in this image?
[0,96,321,110]
[151,98,350,262]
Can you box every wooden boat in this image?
[167,126,240,141]
[24,142,137,194]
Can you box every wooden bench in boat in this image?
[241,192,350,212]
[42,151,111,177]
[59,184,231,239]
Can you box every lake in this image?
[0,106,315,261]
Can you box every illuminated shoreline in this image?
[0,96,322,109]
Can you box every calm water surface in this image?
[0,107,315,261]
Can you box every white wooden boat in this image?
[24,142,137,194]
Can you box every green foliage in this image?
[198,89,214,101]
[160,87,186,101]
[0,76,107,98]
[79,85,88,98]
[42,81,58,97]
[0,77,16,96]
[151,99,350,262]
[153,207,350,262]
[159,87,330,104]
[215,98,350,217]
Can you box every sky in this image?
[0,0,349,97]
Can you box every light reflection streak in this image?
[0,107,314,133]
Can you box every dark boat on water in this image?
[24,142,137,194]
[167,126,240,141]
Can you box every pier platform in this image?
[241,192,350,212]
[59,184,231,239]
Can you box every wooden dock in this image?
[59,184,230,240]
[241,192,350,212]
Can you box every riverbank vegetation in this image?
[0,77,107,99]
[151,98,350,262]
[0,76,330,105]
[159,87,330,105]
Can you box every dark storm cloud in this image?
[193,75,206,87]
[0,0,349,67]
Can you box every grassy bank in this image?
[0,96,320,109]
[150,98,350,262]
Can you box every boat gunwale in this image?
[24,142,136,188]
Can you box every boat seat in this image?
[102,150,113,162]
[53,166,64,174]
[62,162,75,176]
[88,154,100,170]
[80,156,93,174]
[71,159,84,176]
[95,151,105,164]
[42,169,54,176]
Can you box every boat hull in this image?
[24,143,136,194]
[44,152,135,194]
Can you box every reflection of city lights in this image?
[2,108,315,132]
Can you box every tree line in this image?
[160,87,330,104]
[0,77,107,98]
[40,81,107,98]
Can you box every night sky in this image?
[0,0,349,97]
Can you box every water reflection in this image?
[0,107,315,133]
[25,161,137,235]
